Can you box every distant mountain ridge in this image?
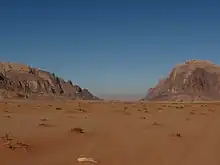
[0,62,100,100]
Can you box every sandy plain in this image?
[0,100,220,165]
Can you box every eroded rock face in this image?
[0,62,100,100]
[142,60,220,101]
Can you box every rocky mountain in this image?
[0,62,100,100]
[142,60,220,101]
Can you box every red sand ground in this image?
[0,100,220,165]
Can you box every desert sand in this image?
[0,100,220,165]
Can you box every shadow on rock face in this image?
[0,62,100,100]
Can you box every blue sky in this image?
[0,0,220,97]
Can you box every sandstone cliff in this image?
[0,62,100,100]
[142,60,220,101]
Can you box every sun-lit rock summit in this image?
[142,60,220,101]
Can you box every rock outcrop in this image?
[0,62,100,100]
[142,60,220,101]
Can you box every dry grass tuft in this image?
[69,127,85,134]
[37,122,53,127]
[3,115,11,118]
[77,108,87,112]
[1,132,30,152]
[152,121,161,126]
[3,109,10,113]
[175,133,182,137]
[40,117,49,121]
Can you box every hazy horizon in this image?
[1,0,220,97]
[99,94,145,101]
